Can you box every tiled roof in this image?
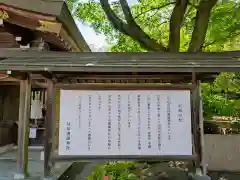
[0,51,239,73]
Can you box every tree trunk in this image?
[188,0,218,52]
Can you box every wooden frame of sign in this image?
[52,74,202,164]
[15,72,203,178]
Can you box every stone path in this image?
[0,149,43,179]
[0,148,72,180]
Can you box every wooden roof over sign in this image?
[0,50,239,83]
[0,0,90,52]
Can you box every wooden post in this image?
[51,84,57,166]
[44,79,56,178]
[191,72,204,174]
[195,80,202,168]
[199,86,207,175]
[190,77,211,180]
[15,77,31,179]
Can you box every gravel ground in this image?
[0,150,43,180]
[2,149,238,180]
[208,171,240,180]
[58,161,105,180]
[0,149,71,180]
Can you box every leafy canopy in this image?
[68,0,240,118]
[70,0,240,52]
[202,73,240,118]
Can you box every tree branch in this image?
[119,0,167,51]
[100,0,167,51]
[168,0,189,52]
[203,32,240,49]
[99,0,131,36]
[203,11,240,49]
[188,0,218,52]
[134,2,175,19]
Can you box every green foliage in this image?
[87,162,138,180]
[201,72,240,119]
[67,0,79,12]
[205,1,240,51]
[67,0,240,118]
[70,0,240,52]
[66,1,240,177]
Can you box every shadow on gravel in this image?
[58,162,89,180]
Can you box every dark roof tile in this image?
[0,51,239,74]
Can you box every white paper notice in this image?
[29,128,37,139]
[59,90,192,156]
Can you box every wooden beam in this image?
[40,72,57,83]
[59,28,80,52]
[53,154,197,161]
[3,22,35,46]
[56,73,216,83]
[0,4,56,22]
[0,6,58,34]
[34,31,69,51]
[44,79,56,178]
[56,83,194,90]
[0,6,69,51]
[0,81,19,86]
[58,74,194,81]
[36,20,62,35]
[15,77,31,179]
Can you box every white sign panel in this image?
[59,90,192,156]
[29,128,37,139]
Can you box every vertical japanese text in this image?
[108,95,112,150]
[66,122,71,151]
[117,95,121,150]
[147,95,151,149]
[127,94,132,128]
[167,96,171,140]
[178,104,184,122]
[137,95,141,150]
[78,97,82,128]
[88,95,92,151]
[156,95,161,150]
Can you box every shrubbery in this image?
[87,162,138,180]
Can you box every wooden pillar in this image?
[16,77,31,179]
[55,90,60,150]
[199,86,207,175]
[44,79,56,178]
[192,72,204,172]
[190,75,211,179]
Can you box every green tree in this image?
[67,0,79,12]
[70,0,240,52]
[68,0,240,118]
[201,72,240,118]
